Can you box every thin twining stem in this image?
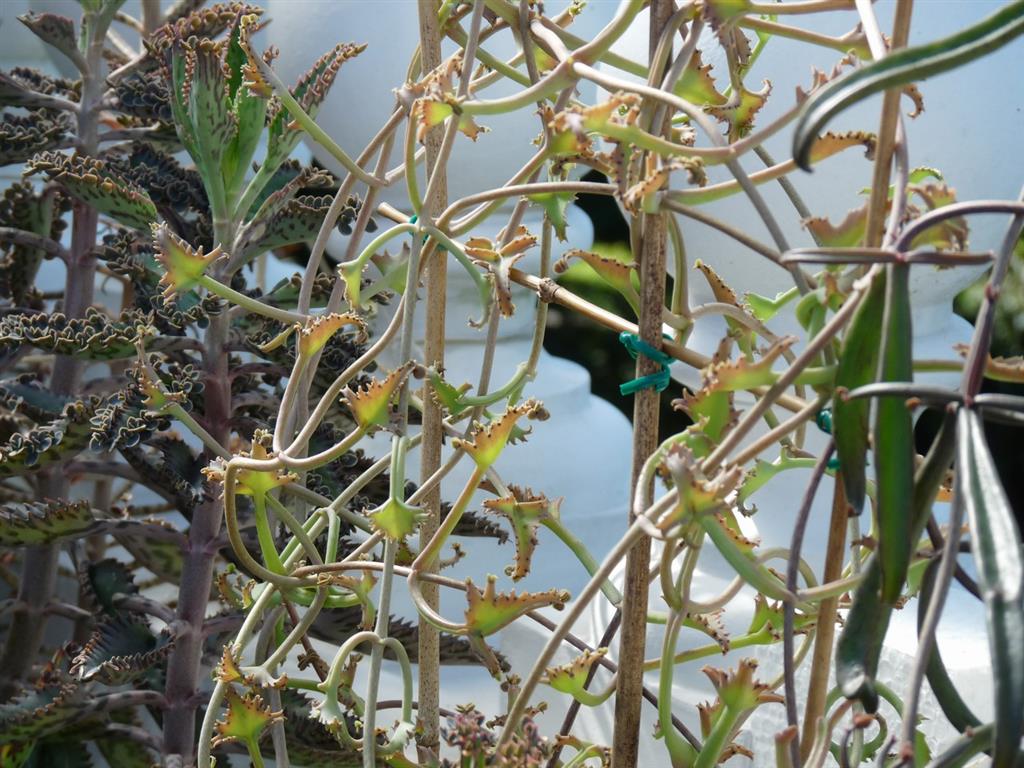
[782,247,994,266]
[897,463,965,757]
[661,198,784,265]
[702,266,877,474]
[297,106,405,314]
[958,189,1024,398]
[783,442,835,768]
[496,490,677,749]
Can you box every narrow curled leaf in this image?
[873,265,915,604]
[794,0,1024,169]
[297,312,365,358]
[835,557,891,712]
[482,487,561,581]
[834,274,886,515]
[958,408,1024,765]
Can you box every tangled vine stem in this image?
[2,0,1023,766]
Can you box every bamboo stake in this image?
[611,3,671,763]
[416,0,448,760]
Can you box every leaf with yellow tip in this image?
[554,248,638,313]
[452,399,544,471]
[211,687,283,750]
[701,337,795,393]
[674,49,727,106]
[428,369,473,417]
[413,97,487,142]
[340,362,415,432]
[465,227,538,318]
[338,260,363,310]
[526,191,576,242]
[369,496,425,541]
[807,130,877,165]
[297,312,366,358]
[541,648,611,706]
[707,80,771,141]
[694,260,740,307]
[482,486,561,581]
[214,646,246,684]
[658,444,743,532]
[152,223,223,301]
[200,430,296,497]
[803,204,869,248]
[464,575,569,636]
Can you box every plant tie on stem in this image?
[617,331,673,396]
[815,407,842,470]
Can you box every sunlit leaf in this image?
[794,1,1024,169]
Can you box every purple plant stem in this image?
[162,304,232,760]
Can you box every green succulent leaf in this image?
[212,687,283,752]
[527,191,575,242]
[958,407,1024,765]
[0,308,153,361]
[794,0,1024,169]
[17,14,79,70]
[873,265,915,604]
[0,400,94,476]
[70,614,171,685]
[452,399,544,471]
[340,363,415,432]
[834,274,886,515]
[264,43,365,171]
[918,558,982,733]
[835,556,890,713]
[541,648,611,706]
[222,12,267,197]
[80,558,138,614]
[464,575,569,637]
[369,496,425,542]
[25,152,158,230]
[0,111,71,166]
[0,500,97,547]
[0,683,86,746]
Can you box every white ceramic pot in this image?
[596,2,1020,388]
[263,0,620,208]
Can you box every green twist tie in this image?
[410,214,446,251]
[815,408,833,434]
[816,409,843,470]
[618,332,673,396]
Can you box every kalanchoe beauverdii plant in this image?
[0,0,1023,767]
